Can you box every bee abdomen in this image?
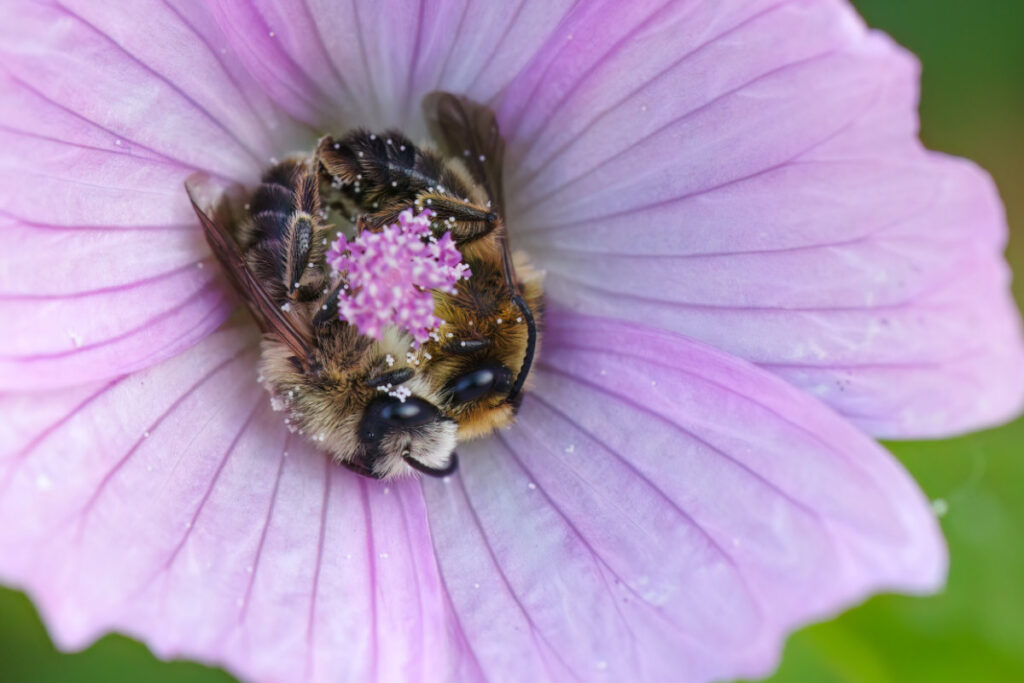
[250,182,295,217]
[250,209,293,244]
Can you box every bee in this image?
[186,93,542,480]
[317,92,543,442]
[187,160,459,480]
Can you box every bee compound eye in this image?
[359,396,439,442]
[379,397,436,427]
[450,363,512,404]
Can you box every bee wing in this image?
[185,174,316,367]
[424,94,538,403]
[423,91,506,217]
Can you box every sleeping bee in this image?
[186,92,541,480]
[188,160,460,479]
[317,92,544,442]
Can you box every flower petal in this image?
[0,0,308,389]
[210,0,581,130]
[496,0,1024,437]
[0,326,468,683]
[424,311,945,682]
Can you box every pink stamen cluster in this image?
[326,208,470,346]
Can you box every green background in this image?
[2,1,1022,681]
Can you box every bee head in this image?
[356,395,458,479]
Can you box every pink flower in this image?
[1,2,1021,682]
[326,209,470,345]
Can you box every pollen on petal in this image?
[326,209,470,346]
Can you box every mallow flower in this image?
[1,1,1022,682]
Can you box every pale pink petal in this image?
[0,326,471,683]
[424,311,945,682]
[210,0,580,130]
[0,0,308,389]
[491,0,1024,437]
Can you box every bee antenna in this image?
[506,293,536,405]
[403,451,459,478]
[496,226,536,406]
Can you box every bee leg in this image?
[283,170,329,299]
[417,193,498,245]
[312,277,346,329]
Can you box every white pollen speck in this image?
[281,302,292,311]
[268,31,275,37]
[400,144,406,151]
[185,521,192,529]
[383,487,390,494]
[333,142,341,150]
[246,565,254,573]
[932,498,949,517]
[68,330,83,348]
[473,583,480,589]
[379,552,389,559]
[358,151,364,158]
[460,341,466,347]
[463,149,470,156]
[600,369,607,376]
[386,138,393,145]
[641,104,647,112]
[244,203,251,210]
[345,553,353,560]
[516,317,522,323]
[369,133,377,140]
[322,305,328,310]
[143,430,150,438]
[269,156,279,164]
[496,318,502,324]
[564,444,575,453]
[478,154,486,162]
[391,181,398,187]
[651,380,657,387]
[283,450,289,457]
[385,354,395,367]
[595,661,608,671]
[114,139,122,146]
[196,261,204,269]
[36,474,52,491]
[527,482,536,490]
